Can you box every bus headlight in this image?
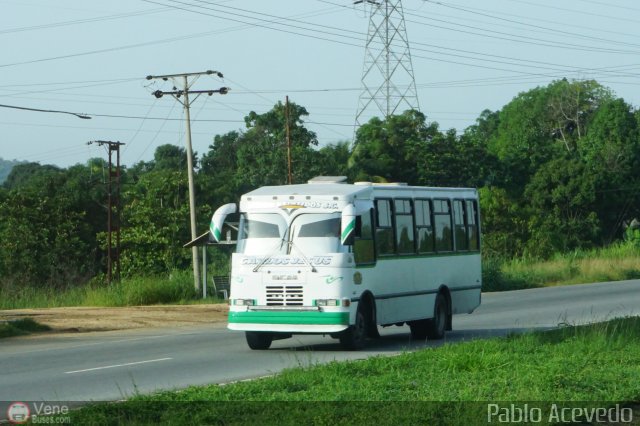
[233,299,255,306]
[315,299,340,307]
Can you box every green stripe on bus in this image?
[229,311,349,325]
[341,219,355,241]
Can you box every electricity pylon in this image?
[354,0,420,128]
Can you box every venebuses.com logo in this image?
[7,402,30,424]
[5,401,72,424]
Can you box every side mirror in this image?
[210,203,237,242]
[341,204,356,245]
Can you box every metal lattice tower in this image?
[355,0,420,127]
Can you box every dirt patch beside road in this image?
[0,304,229,334]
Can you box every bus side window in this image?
[375,199,395,256]
[415,199,434,254]
[466,200,480,251]
[433,199,453,252]
[354,209,375,265]
[394,199,415,255]
[453,200,468,251]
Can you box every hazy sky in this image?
[2,0,639,168]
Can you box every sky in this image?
[2,0,640,168]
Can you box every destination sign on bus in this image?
[241,256,333,266]
[277,201,339,210]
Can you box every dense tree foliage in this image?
[0,158,25,184]
[2,80,640,289]
[0,163,101,287]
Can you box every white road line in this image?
[65,357,172,374]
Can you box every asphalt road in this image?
[1,280,639,418]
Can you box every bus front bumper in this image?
[228,308,350,333]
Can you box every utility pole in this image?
[146,70,229,292]
[88,140,124,285]
[354,0,420,128]
[285,96,293,185]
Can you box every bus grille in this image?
[266,286,304,306]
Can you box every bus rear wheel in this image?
[246,331,273,350]
[410,292,447,340]
[339,305,367,350]
[425,292,447,339]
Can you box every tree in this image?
[200,101,323,211]
[199,131,243,207]
[235,101,319,187]
[3,162,61,190]
[487,80,612,193]
[0,158,25,185]
[460,109,503,187]
[116,166,193,276]
[547,79,611,152]
[153,144,190,171]
[579,98,640,242]
[418,127,498,188]
[478,186,529,258]
[0,165,96,287]
[317,141,351,178]
[349,110,439,183]
[524,156,599,256]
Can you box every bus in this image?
[210,176,481,350]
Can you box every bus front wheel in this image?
[339,305,367,350]
[246,331,273,350]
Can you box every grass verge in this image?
[483,242,640,291]
[67,317,640,425]
[0,317,50,338]
[0,270,226,310]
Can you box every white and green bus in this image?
[210,177,481,350]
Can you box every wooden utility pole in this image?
[285,96,292,185]
[146,70,229,292]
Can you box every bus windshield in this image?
[290,213,341,255]
[236,212,341,255]
[236,213,287,255]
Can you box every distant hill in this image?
[0,158,25,184]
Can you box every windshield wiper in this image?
[287,226,317,273]
[252,237,286,273]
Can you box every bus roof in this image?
[241,181,477,201]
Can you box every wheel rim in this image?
[436,298,446,335]
[354,310,365,341]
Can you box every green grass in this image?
[483,242,640,292]
[0,317,51,338]
[3,243,640,308]
[0,270,226,310]
[66,317,640,425]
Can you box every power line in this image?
[0,120,213,136]
[0,77,140,89]
[509,0,640,25]
[143,0,640,83]
[406,1,640,42]
[404,12,639,55]
[0,2,348,70]
[420,0,640,50]
[134,100,178,163]
[573,0,640,13]
[3,0,635,82]
[0,7,170,35]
